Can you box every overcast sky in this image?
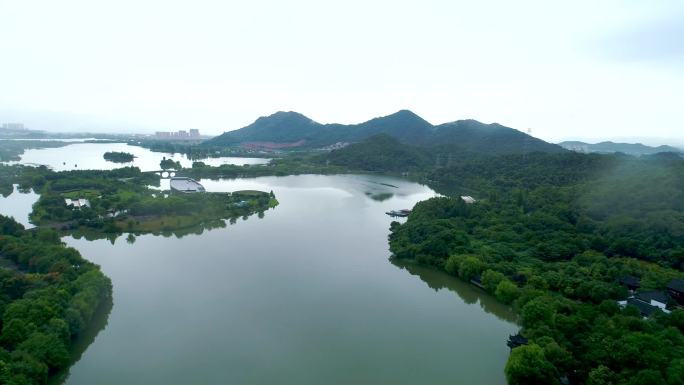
[1,0,683,144]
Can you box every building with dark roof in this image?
[634,291,669,310]
[625,298,661,317]
[507,333,528,349]
[618,290,671,318]
[667,279,684,305]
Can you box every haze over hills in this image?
[559,141,682,156]
[205,110,564,154]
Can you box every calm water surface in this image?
[0,185,39,228]
[0,174,518,385]
[2,142,269,171]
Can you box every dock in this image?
[507,333,528,349]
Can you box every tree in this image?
[587,365,615,385]
[669,309,684,333]
[627,369,666,385]
[521,296,555,329]
[0,319,34,349]
[505,344,559,385]
[160,157,181,170]
[495,280,520,305]
[17,332,70,369]
[536,336,573,375]
[457,255,484,281]
[666,359,684,385]
[481,269,506,292]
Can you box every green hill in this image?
[428,120,563,153]
[214,111,320,145]
[343,110,433,143]
[323,134,431,172]
[559,141,682,156]
[205,110,564,154]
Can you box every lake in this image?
[0,185,39,228]
[0,174,517,385]
[2,142,269,171]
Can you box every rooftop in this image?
[635,291,669,305]
[64,198,90,208]
[461,196,477,204]
[170,177,205,193]
[507,334,528,349]
[626,298,661,317]
[667,279,684,293]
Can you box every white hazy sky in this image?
[1,0,683,144]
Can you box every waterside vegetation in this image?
[0,215,112,385]
[0,165,278,240]
[388,153,684,385]
[0,141,71,162]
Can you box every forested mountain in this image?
[208,111,320,145]
[205,110,565,154]
[428,120,563,153]
[343,110,433,143]
[559,140,682,156]
[320,131,567,172]
[323,134,431,172]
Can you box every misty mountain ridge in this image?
[206,110,564,154]
[559,140,682,156]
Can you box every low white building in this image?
[65,198,90,208]
[461,196,476,204]
[618,291,671,317]
[634,291,669,311]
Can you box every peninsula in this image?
[0,165,278,238]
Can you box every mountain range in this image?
[559,141,682,156]
[205,110,565,154]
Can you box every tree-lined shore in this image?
[388,153,684,385]
[0,216,112,384]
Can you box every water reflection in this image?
[0,185,39,228]
[49,295,113,385]
[392,259,518,324]
[63,210,272,244]
[366,192,394,201]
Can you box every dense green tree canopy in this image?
[0,216,111,384]
[389,152,684,384]
[102,151,135,163]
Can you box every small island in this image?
[103,151,135,163]
[160,156,182,170]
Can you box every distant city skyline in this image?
[1,1,683,145]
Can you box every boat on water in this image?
[386,209,411,217]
